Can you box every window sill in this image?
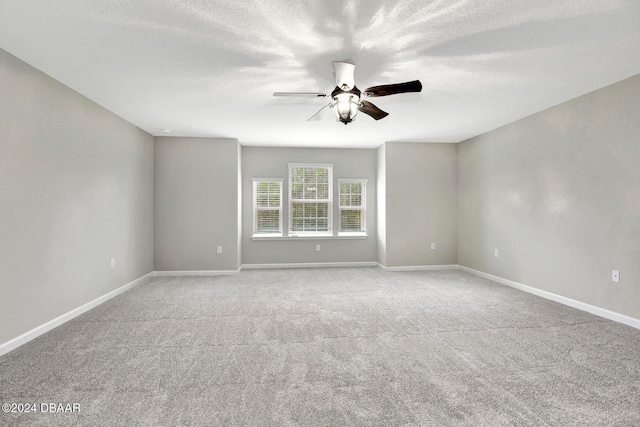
[251,233,368,241]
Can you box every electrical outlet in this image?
[316,244,321,252]
[217,246,222,254]
[431,242,436,250]
[612,270,620,283]
[110,258,115,268]
[494,249,499,257]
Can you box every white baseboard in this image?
[0,272,154,357]
[153,269,240,276]
[241,261,378,270]
[458,265,640,330]
[378,264,459,272]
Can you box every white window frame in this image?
[338,179,367,235]
[252,178,283,236]
[288,163,333,236]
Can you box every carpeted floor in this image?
[1,268,639,426]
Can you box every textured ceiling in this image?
[1,0,639,147]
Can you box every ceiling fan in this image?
[273,61,422,125]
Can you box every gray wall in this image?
[382,142,458,268]
[0,49,154,345]
[376,143,387,266]
[458,74,640,319]
[241,147,377,265]
[154,137,241,271]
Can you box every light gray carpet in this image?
[1,268,639,426]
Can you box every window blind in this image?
[338,179,367,232]
[252,178,283,235]
[288,164,333,235]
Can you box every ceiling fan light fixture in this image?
[334,92,359,124]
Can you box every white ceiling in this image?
[1,1,639,148]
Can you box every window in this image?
[339,179,367,233]
[252,164,367,240]
[252,179,283,235]
[289,164,333,235]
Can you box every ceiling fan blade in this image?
[358,100,388,120]
[307,103,332,121]
[333,61,355,90]
[363,80,422,97]
[273,92,327,97]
